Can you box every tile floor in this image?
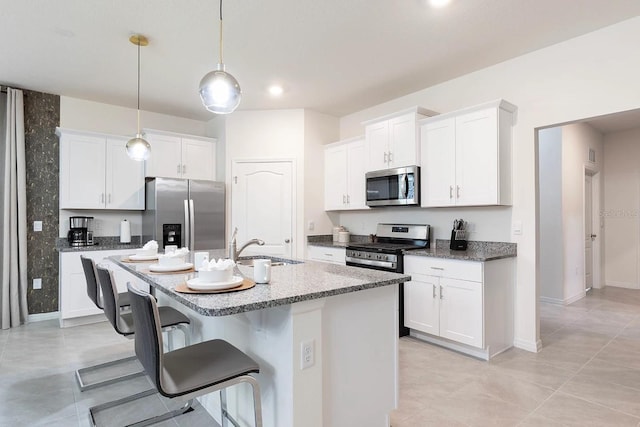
[0,319,215,426]
[391,287,640,426]
[1,287,640,426]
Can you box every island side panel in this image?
[322,284,399,427]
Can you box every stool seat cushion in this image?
[159,339,259,398]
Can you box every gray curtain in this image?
[1,87,28,329]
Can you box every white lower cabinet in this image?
[307,245,346,265]
[59,249,148,328]
[404,255,513,359]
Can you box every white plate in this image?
[148,262,194,272]
[128,254,159,261]
[186,276,244,291]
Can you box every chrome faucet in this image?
[228,228,265,261]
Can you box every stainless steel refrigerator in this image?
[142,178,225,250]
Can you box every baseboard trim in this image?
[540,292,585,306]
[539,296,564,305]
[607,281,640,290]
[27,311,59,323]
[514,337,541,353]
[565,291,585,305]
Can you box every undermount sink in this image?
[236,258,300,267]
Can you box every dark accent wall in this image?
[23,89,60,314]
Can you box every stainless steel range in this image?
[346,223,430,336]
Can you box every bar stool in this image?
[75,256,139,391]
[88,268,193,426]
[92,282,263,426]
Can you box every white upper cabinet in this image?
[144,129,216,181]
[57,128,145,210]
[363,107,434,172]
[324,137,368,210]
[420,99,516,207]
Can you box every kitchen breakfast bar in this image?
[112,252,410,427]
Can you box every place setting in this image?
[121,240,160,263]
[175,255,262,294]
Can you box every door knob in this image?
[285,239,290,243]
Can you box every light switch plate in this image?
[512,220,523,235]
[33,278,42,290]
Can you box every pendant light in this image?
[126,34,151,161]
[198,0,241,114]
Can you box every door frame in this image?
[583,164,601,289]
[229,158,298,258]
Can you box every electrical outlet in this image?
[33,221,42,232]
[33,278,42,290]
[308,220,315,231]
[300,339,315,370]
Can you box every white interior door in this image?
[231,161,294,258]
[585,173,594,290]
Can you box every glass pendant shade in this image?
[199,63,242,114]
[126,133,151,161]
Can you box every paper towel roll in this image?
[120,219,131,243]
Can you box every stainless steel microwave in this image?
[365,166,420,207]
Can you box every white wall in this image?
[560,123,604,303]
[58,96,209,238]
[224,110,306,257]
[538,127,563,301]
[223,109,340,259]
[603,126,640,289]
[338,16,640,351]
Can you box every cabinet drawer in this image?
[404,256,482,282]
[307,245,346,265]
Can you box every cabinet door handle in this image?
[384,152,388,164]
[440,285,444,299]
[388,151,393,163]
[177,164,181,174]
[449,185,454,199]
[100,193,104,203]
[347,194,350,203]
[108,193,111,204]
[182,165,186,174]
[430,266,444,270]
[343,195,346,204]
[432,284,436,298]
[285,238,291,243]
[457,185,461,198]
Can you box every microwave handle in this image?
[399,173,408,198]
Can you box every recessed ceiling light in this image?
[429,0,451,8]
[268,85,284,96]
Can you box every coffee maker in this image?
[67,216,94,246]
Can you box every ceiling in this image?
[1,1,639,121]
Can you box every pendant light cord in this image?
[219,0,224,64]
[136,38,141,134]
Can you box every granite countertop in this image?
[307,235,516,262]
[111,250,409,317]
[56,236,143,252]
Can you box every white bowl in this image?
[158,255,185,266]
[198,268,234,283]
[136,247,158,256]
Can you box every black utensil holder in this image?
[450,229,468,251]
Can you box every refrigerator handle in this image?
[189,199,195,250]
[183,199,190,248]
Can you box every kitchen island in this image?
[112,252,410,427]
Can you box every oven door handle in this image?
[346,257,396,270]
